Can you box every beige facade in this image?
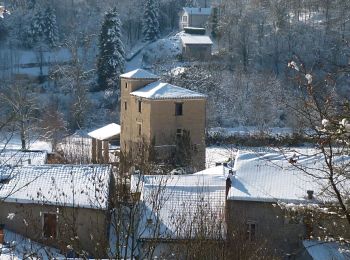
[120,69,206,171]
[0,202,108,258]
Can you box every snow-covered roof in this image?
[1,229,63,260]
[131,166,228,240]
[180,35,213,45]
[303,240,350,260]
[0,150,47,166]
[88,123,121,141]
[0,165,111,209]
[120,69,159,79]
[130,81,207,100]
[183,7,212,16]
[228,149,348,203]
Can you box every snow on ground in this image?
[0,135,52,152]
[170,66,187,76]
[126,33,182,72]
[16,48,71,65]
[206,146,236,168]
[209,126,295,138]
[142,34,181,64]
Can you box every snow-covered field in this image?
[0,135,52,152]
[125,32,182,72]
[209,126,295,138]
[206,145,236,168]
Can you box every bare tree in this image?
[0,83,39,150]
[280,56,350,243]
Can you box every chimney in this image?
[0,224,4,245]
[307,190,314,200]
[225,176,232,199]
[225,169,233,199]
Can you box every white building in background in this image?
[179,7,212,31]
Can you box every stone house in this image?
[180,34,213,60]
[179,7,212,31]
[130,165,228,259]
[120,69,207,171]
[226,150,349,258]
[0,164,112,258]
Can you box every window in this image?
[246,221,256,241]
[175,103,183,116]
[125,82,128,89]
[43,213,57,239]
[176,129,183,138]
[137,123,142,136]
[124,101,127,110]
[182,15,188,23]
[138,100,142,113]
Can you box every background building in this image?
[179,7,212,31]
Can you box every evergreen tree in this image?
[97,8,125,91]
[185,0,199,7]
[43,7,58,47]
[30,9,45,44]
[211,7,219,38]
[30,7,58,47]
[142,0,160,42]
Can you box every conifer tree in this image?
[185,0,199,7]
[30,7,58,48]
[97,8,125,91]
[43,7,58,47]
[30,9,45,44]
[142,0,160,42]
[211,7,219,38]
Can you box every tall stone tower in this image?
[120,69,206,172]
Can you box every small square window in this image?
[138,100,142,113]
[43,213,57,239]
[175,103,183,116]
